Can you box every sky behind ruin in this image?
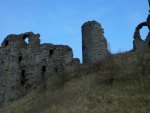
[0,0,148,61]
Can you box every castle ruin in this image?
[0,32,79,107]
[1,3,149,108]
[133,0,150,51]
[0,20,109,108]
[133,14,150,51]
[82,21,109,64]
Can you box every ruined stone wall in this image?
[82,21,108,64]
[0,32,79,107]
[133,22,150,52]
[133,14,150,52]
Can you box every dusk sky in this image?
[0,0,148,61]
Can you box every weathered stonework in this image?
[0,32,79,107]
[82,21,109,64]
[133,14,150,51]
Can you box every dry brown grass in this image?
[1,51,150,113]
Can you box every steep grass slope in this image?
[1,52,150,113]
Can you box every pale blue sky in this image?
[0,0,148,60]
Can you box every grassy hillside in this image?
[1,51,150,113]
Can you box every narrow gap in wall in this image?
[54,67,58,72]
[149,41,150,46]
[20,70,26,86]
[5,41,9,47]
[42,66,46,74]
[49,50,54,56]
[18,56,22,64]
[41,66,46,81]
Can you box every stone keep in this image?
[82,21,108,63]
[0,32,79,107]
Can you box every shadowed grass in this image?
[1,51,150,113]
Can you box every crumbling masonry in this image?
[0,32,79,107]
[133,14,150,51]
[0,21,109,108]
[82,21,109,63]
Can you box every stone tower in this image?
[82,20,108,64]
